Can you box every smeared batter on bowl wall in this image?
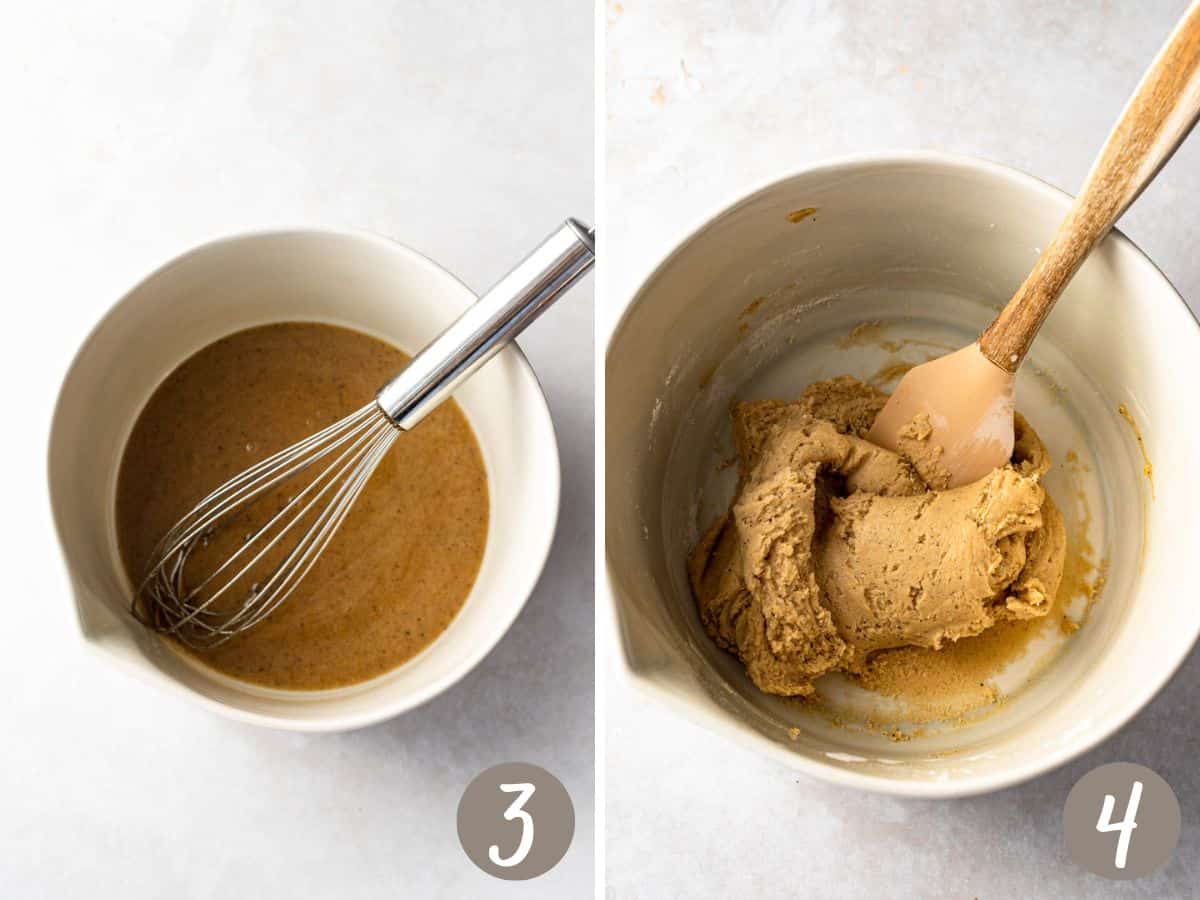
[688,376,1066,706]
[117,323,489,690]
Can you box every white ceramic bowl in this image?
[605,152,1200,796]
[49,229,560,731]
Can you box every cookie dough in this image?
[688,376,1066,697]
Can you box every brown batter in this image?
[688,376,1066,700]
[116,322,489,690]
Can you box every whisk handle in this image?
[376,219,595,430]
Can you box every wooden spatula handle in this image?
[979,1,1200,373]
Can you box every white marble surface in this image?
[1,3,592,898]
[604,2,1198,898]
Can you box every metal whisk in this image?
[134,220,594,648]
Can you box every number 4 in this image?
[1096,780,1143,870]
[490,782,536,868]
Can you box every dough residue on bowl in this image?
[687,376,1067,705]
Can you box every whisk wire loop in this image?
[134,402,398,648]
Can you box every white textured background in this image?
[604,1,1198,898]
[1,3,593,898]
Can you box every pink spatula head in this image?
[866,344,1014,488]
[869,1,1200,485]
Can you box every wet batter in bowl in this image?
[116,322,489,690]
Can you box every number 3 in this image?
[489,782,536,868]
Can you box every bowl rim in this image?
[603,149,1200,797]
[47,225,562,733]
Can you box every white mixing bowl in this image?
[49,229,560,731]
[605,152,1200,796]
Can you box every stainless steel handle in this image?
[376,218,595,430]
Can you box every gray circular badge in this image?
[457,762,575,881]
[1063,762,1181,880]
